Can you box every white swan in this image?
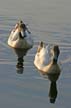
[8,20,33,49]
[34,42,61,81]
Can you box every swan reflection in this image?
[14,48,29,74]
[16,67,24,74]
[48,71,60,103]
[49,81,57,103]
[43,69,61,104]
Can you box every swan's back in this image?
[34,42,61,78]
[34,44,50,69]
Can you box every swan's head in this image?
[18,20,26,31]
[17,20,27,38]
[51,45,60,63]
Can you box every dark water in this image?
[0,0,71,108]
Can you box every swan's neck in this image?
[52,58,57,64]
[19,31,24,39]
[52,55,58,64]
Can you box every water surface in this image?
[0,0,71,108]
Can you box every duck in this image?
[8,20,33,49]
[34,42,61,81]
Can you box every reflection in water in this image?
[48,72,61,104]
[39,65,61,104]
[13,48,29,74]
[49,81,57,103]
[16,67,24,74]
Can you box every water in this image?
[0,0,71,107]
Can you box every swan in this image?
[34,42,61,81]
[8,20,33,49]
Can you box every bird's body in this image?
[34,42,61,81]
[8,21,33,49]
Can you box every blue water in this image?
[0,0,71,108]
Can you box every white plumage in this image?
[34,42,61,80]
[8,21,33,49]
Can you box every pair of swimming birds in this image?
[7,20,61,81]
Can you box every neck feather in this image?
[52,55,58,64]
